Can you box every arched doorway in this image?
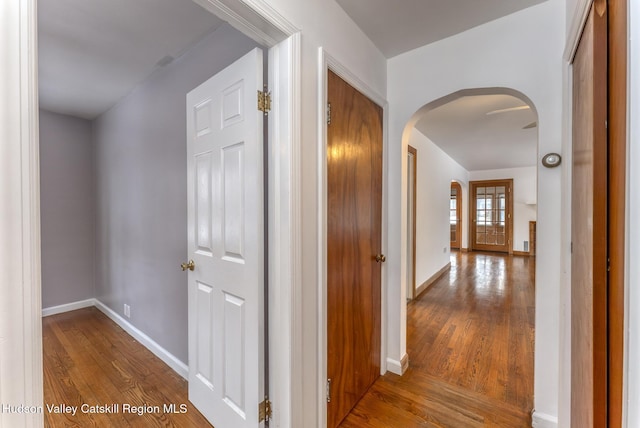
[398,87,538,420]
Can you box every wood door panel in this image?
[571,3,608,427]
[327,70,383,428]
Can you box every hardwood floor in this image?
[340,251,535,427]
[43,307,212,427]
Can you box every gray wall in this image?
[93,23,261,363]
[40,109,95,308]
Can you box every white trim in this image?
[267,32,302,428]
[0,0,43,426]
[189,3,302,426]
[94,300,189,380]
[564,0,592,61]
[385,354,408,376]
[42,299,95,317]
[193,0,295,47]
[317,47,389,428]
[40,298,189,380]
[532,411,559,428]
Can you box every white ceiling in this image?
[333,0,545,171]
[336,0,547,58]
[38,0,224,119]
[415,94,537,171]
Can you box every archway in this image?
[401,87,539,414]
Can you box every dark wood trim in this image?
[591,3,609,425]
[571,3,609,425]
[608,0,627,425]
[414,262,451,298]
[450,181,462,249]
[512,251,530,257]
[528,221,536,256]
[460,248,469,253]
[408,145,418,298]
[399,353,409,374]
[469,179,514,254]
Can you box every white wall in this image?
[469,166,537,253]
[93,24,261,364]
[387,0,565,423]
[409,129,468,287]
[39,110,95,308]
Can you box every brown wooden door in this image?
[571,2,608,426]
[450,182,462,249]
[327,70,383,428]
[469,179,513,253]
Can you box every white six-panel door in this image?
[186,48,264,428]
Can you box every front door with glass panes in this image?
[469,179,513,253]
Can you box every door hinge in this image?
[258,89,271,115]
[258,397,272,422]
[326,378,332,403]
[327,102,332,125]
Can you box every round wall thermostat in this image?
[542,153,562,168]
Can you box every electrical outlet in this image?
[124,304,130,318]
[443,246,448,253]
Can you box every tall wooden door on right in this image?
[327,70,383,428]
[571,1,608,426]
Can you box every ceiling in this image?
[38,0,223,119]
[333,0,545,171]
[336,0,547,58]
[415,94,537,171]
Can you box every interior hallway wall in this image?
[93,23,261,364]
[39,109,95,308]
[409,128,469,288]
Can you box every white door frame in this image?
[0,1,301,427]
[316,47,389,428]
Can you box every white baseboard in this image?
[93,299,189,380]
[532,411,558,428]
[42,298,95,317]
[42,297,188,381]
[386,353,409,375]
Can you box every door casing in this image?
[469,179,514,254]
[407,146,417,300]
[450,181,462,250]
[1,1,302,427]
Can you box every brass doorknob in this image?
[375,254,386,263]
[181,260,195,271]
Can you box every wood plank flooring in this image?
[340,251,535,427]
[43,307,212,427]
